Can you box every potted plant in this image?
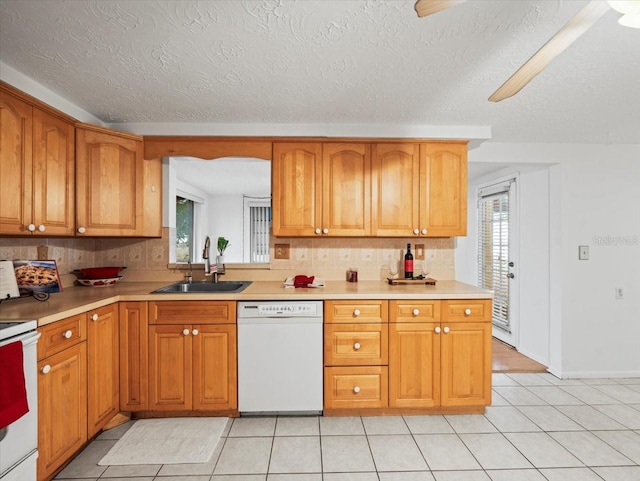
[216,237,229,268]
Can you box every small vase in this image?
[216,255,225,269]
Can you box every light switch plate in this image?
[579,245,589,260]
[415,244,425,260]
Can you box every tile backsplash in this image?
[0,229,454,287]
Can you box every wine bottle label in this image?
[405,260,413,274]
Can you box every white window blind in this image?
[478,180,514,333]
[250,205,271,263]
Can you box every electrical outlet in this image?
[579,245,589,260]
[415,244,425,260]
[616,287,624,299]
[274,243,290,259]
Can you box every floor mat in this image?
[98,417,228,465]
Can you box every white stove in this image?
[0,320,39,481]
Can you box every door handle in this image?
[507,273,515,279]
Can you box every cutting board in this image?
[387,277,437,286]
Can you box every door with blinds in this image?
[478,179,518,347]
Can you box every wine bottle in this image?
[404,243,413,279]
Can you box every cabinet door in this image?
[87,304,119,437]
[371,143,420,236]
[192,324,237,411]
[389,322,440,408]
[440,322,491,407]
[32,108,75,235]
[272,142,322,236]
[38,343,87,481]
[142,156,163,237]
[75,126,144,236]
[119,301,148,411]
[0,91,32,235]
[148,324,192,411]
[322,143,371,236]
[420,143,467,236]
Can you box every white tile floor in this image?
[55,373,640,481]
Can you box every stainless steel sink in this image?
[151,281,252,294]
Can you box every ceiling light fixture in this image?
[608,0,640,28]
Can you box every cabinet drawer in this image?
[324,366,388,409]
[38,314,87,361]
[325,300,388,323]
[389,300,440,322]
[324,324,388,366]
[442,300,491,322]
[149,301,236,324]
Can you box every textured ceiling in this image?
[1,0,639,143]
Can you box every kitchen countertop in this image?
[0,280,492,327]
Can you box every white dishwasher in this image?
[237,301,323,415]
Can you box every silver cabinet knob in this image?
[323,228,329,234]
[353,342,361,350]
[353,386,361,394]
[182,328,190,336]
[41,364,51,374]
[435,326,441,334]
[91,313,99,321]
[412,309,420,316]
[192,329,199,336]
[464,308,472,316]
[314,228,321,234]
[77,227,86,234]
[443,326,450,334]
[27,224,36,232]
[421,228,427,235]
[38,224,46,232]
[413,228,419,235]
[63,330,73,339]
[353,309,361,317]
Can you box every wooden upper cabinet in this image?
[1,89,75,235]
[420,142,467,236]
[272,142,322,236]
[273,142,372,236]
[322,143,371,236]
[32,108,75,235]
[0,91,33,235]
[371,143,421,236]
[75,124,144,236]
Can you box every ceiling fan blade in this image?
[414,0,467,18]
[489,0,611,102]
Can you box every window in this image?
[478,180,514,333]
[243,197,271,263]
[176,196,194,263]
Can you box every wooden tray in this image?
[387,277,437,286]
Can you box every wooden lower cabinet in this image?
[86,304,119,437]
[119,301,149,411]
[389,322,440,408]
[38,340,87,481]
[388,300,492,411]
[148,323,237,412]
[441,321,492,407]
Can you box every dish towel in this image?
[282,275,326,288]
[0,341,29,429]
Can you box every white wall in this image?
[459,143,640,378]
[209,195,244,263]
